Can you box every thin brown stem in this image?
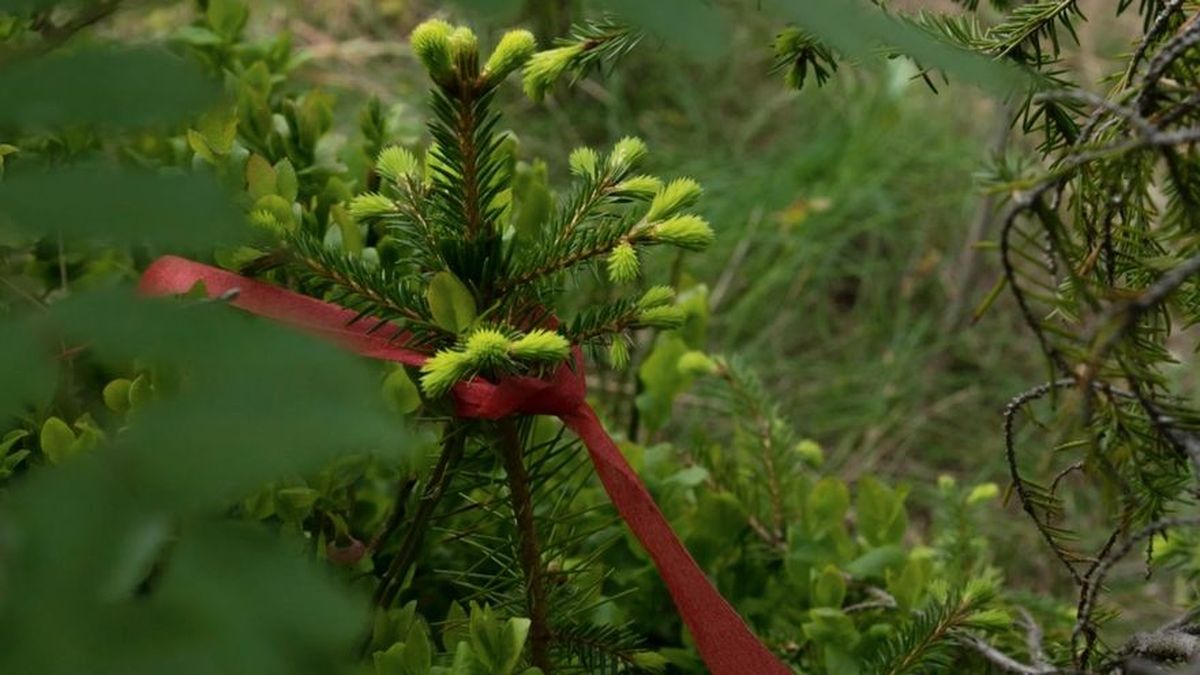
[496,419,553,673]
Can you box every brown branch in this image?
[497,419,553,673]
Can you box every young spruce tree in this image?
[245,18,711,673]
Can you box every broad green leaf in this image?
[274,487,319,522]
[666,464,709,487]
[469,606,528,675]
[843,545,905,579]
[806,477,850,536]
[802,607,859,647]
[636,332,691,433]
[812,564,847,608]
[441,602,471,653]
[402,621,433,674]
[383,367,422,415]
[38,417,76,464]
[275,159,299,202]
[855,476,908,546]
[128,374,154,411]
[102,379,133,414]
[0,165,243,246]
[886,553,932,611]
[426,271,476,333]
[0,47,220,129]
[206,0,249,40]
[246,155,277,199]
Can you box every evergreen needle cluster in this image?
[250,19,710,399]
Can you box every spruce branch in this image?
[497,419,553,672]
[522,18,642,101]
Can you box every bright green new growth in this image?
[519,18,643,102]
[568,147,598,177]
[510,330,571,362]
[646,177,703,222]
[638,286,675,308]
[375,146,420,183]
[635,305,686,330]
[606,242,639,283]
[419,349,473,398]
[484,30,537,82]
[465,328,512,369]
[607,136,648,173]
[650,214,715,250]
[607,339,630,369]
[257,18,711,399]
[522,45,583,100]
[410,19,454,83]
[348,192,396,220]
[614,175,662,198]
[447,26,478,64]
[419,327,570,397]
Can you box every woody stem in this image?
[497,418,553,672]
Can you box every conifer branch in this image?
[496,420,553,672]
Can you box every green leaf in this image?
[39,417,76,464]
[843,545,906,579]
[426,271,477,334]
[469,606,528,675]
[246,155,278,200]
[441,602,471,653]
[383,367,422,415]
[886,553,932,611]
[102,379,134,414]
[0,47,220,129]
[0,165,243,246]
[855,476,908,546]
[666,465,709,487]
[404,621,433,674]
[206,0,249,39]
[636,333,692,433]
[0,430,29,460]
[812,564,847,608]
[807,477,850,536]
[275,487,319,522]
[802,607,860,647]
[275,159,299,203]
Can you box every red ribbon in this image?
[139,255,789,675]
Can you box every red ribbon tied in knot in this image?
[139,255,789,675]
